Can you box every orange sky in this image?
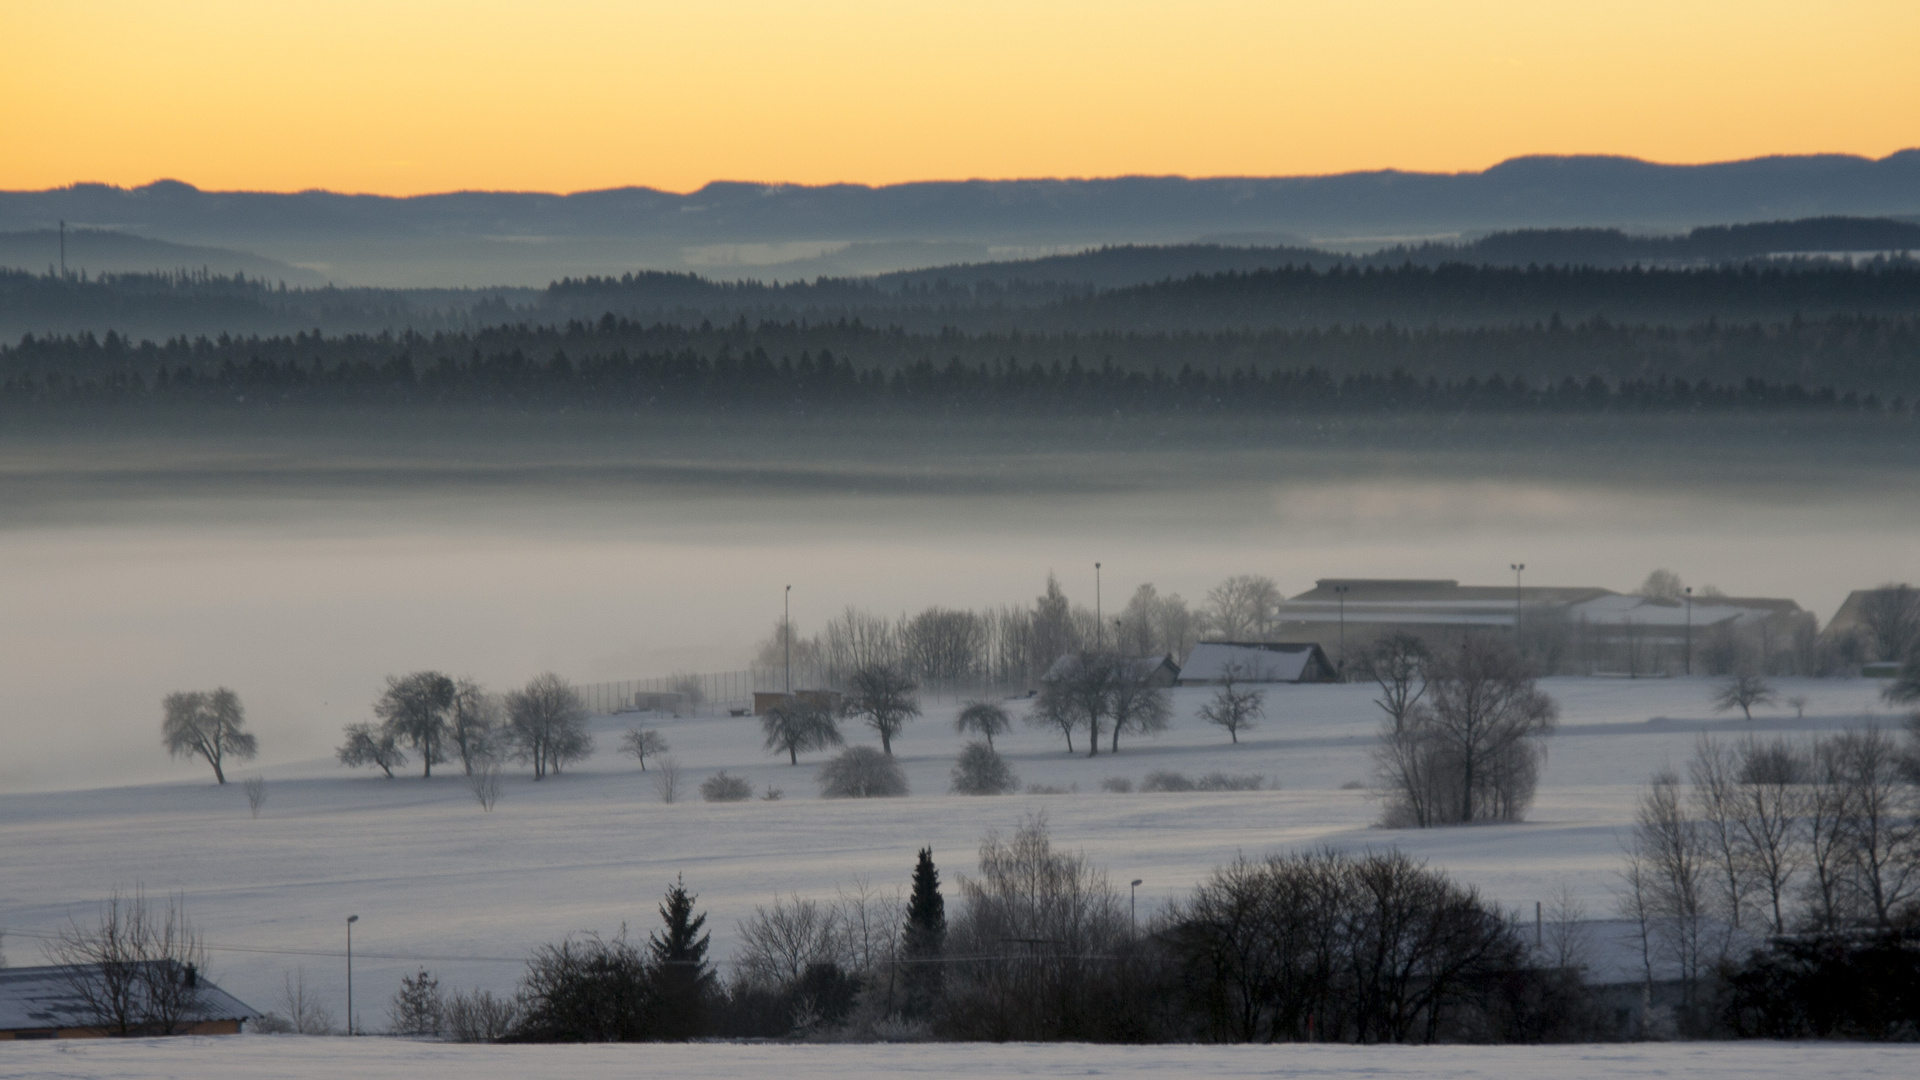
[5,1,1916,196]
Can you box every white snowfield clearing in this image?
[3,1036,1917,1079]
[0,676,1899,1031]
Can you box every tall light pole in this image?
[1510,563,1526,640]
[1130,878,1143,936]
[784,584,792,694]
[1094,563,1103,650]
[345,914,359,1035]
[1684,586,1693,676]
[1332,585,1350,675]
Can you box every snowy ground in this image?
[0,676,1901,1033]
[4,1035,1919,1079]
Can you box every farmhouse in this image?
[1178,641,1339,685]
[0,962,259,1040]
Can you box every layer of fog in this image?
[2,412,1915,793]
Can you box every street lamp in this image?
[1130,879,1144,935]
[346,915,359,1036]
[1095,563,1103,650]
[1684,586,1693,676]
[1332,585,1350,676]
[784,585,792,694]
[1510,563,1526,639]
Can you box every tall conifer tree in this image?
[648,876,715,1039]
[902,847,946,1018]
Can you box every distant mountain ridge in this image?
[2,153,1917,287]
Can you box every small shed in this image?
[631,690,692,715]
[0,962,260,1040]
[1178,642,1339,685]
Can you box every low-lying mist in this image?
[1,409,1914,792]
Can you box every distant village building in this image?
[1273,578,1806,675]
[0,963,259,1040]
[1177,642,1339,685]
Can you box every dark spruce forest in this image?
[4,217,1920,419]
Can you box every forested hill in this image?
[6,311,1919,411]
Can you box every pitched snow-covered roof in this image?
[1179,642,1331,683]
[0,963,259,1032]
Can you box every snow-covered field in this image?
[0,676,1901,1034]
[5,1035,1920,1078]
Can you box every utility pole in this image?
[784,584,792,694]
[345,914,359,1035]
[1130,878,1143,937]
[59,220,66,277]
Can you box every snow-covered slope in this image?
[0,677,1895,1029]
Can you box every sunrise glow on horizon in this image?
[6,0,1917,196]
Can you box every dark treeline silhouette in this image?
[8,300,1920,407]
[4,321,1915,416]
[11,252,1920,343]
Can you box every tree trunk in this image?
[210,754,225,784]
[789,745,798,765]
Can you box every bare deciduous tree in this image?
[1828,725,1920,926]
[762,699,842,765]
[448,678,500,776]
[842,665,920,756]
[942,815,1127,1041]
[444,988,519,1043]
[1713,671,1776,721]
[468,764,500,811]
[1858,582,1920,663]
[338,722,406,778]
[375,671,457,778]
[653,755,683,803]
[1375,636,1557,826]
[1026,675,1082,753]
[1620,770,1712,1018]
[1364,633,1430,733]
[1203,574,1282,640]
[276,967,335,1034]
[621,728,669,771]
[1638,569,1686,602]
[161,688,257,784]
[1732,737,1805,933]
[1106,665,1171,753]
[955,701,1012,750]
[1198,663,1263,744]
[734,895,845,990]
[505,672,592,780]
[43,889,208,1036]
[242,775,266,818]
